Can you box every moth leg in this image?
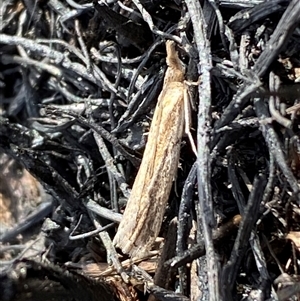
[184,77,201,110]
[183,86,198,157]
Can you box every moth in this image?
[113,40,189,258]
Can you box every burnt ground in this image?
[1,0,300,300]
